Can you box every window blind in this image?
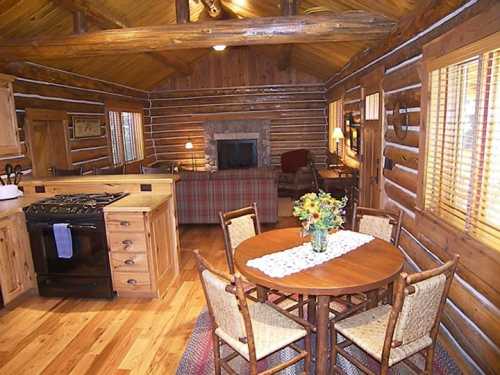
[425,48,500,249]
[329,100,344,157]
[108,110,144,165]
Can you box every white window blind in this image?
[329,100,344,156]
[108,110,144,165]
[425,47,500,249]
[365,92,380,120]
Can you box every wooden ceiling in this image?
[0,0,421,90]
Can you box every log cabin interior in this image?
[0,0,498,374]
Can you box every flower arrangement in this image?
[293,191,347,233]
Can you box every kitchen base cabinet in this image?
[0,213,36,305]
[104,197,179,298]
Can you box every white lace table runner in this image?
[246,230,374,278]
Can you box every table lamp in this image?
[185,138,195,171]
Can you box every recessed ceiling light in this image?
[213,45,226,51]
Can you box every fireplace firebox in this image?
[217,139,257,170]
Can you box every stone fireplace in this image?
[203,120,271,170]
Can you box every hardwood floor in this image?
[0,219,298,375]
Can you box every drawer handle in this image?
[120,221,130,227]
[127,279,137,285]
[122,239,133,248]
[124,259,135,265]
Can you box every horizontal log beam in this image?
[51,0,192,75]
[0,13,395,60]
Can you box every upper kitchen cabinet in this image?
[0,73,21,157]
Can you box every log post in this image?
[175,0,190,24]
[72,10,88,34]
[277,0,299,71]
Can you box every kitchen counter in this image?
[22,174,180,185]
[0,195,43,220]
[103,193,171,213]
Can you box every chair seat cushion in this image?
[334,305,433,366]
[216,302,307,361]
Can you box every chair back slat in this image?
[201,269,247,341]
[227,214,257,250]
[358,215,393,242]
[353,205,403,246]
[393,274,446,345]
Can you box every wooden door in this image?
[360,68,384,208]
[25,108,72,178]
[0,214,36,305]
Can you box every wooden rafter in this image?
[0,13,395,60]
[51,0,192,75]
[277,0,299,71]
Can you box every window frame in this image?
[105,100,145,166]
[418,30,500,251]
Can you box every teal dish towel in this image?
[53,223,73,259]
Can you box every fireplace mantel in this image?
[203,120,271,170]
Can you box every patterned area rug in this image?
[176,310,462,374]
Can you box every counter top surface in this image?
[21,174,180,185]
[103,193,171,213]
[0,195,43,219]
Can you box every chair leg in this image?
[331,325,338,372]
[213,333,221,375]
[298,294,304,319]
[304,333,311,375]
[425,345,435,374]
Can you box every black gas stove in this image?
[24,192,128,220]
[24,192,128,299]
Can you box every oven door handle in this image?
[30,223,98,231]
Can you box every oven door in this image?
[27,219,110,277]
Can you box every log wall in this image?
[326,2,499,373]
[0,62,153,175]
[150,48,327,169]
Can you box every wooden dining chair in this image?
[331,255,459,375]
[219,203,305,314]
[352,205,403,247]
[195,251,312,375]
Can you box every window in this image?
[365,92,380,120]
[107,107,144,165]
[424,46,500,248]
[329,100,344,156]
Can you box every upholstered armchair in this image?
[278,149,318,198]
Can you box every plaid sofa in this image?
[176,168,279,224]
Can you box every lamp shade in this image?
[332,127,344,140]
[185,139,193,150]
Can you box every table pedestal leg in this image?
[366,289,379,309]
[307,295,316,325]
[316,295,330,375]
[256,286,268,302]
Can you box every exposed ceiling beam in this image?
[72,10,88,34]
[50,0,192,75]
[176,0,190,24]
[0,13,395,60]
[277,0,299,71]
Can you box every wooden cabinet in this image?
[0,73,21,157]
[0,213,36,305]
[104,199,177,298]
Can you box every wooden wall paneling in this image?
[0,62,152,175]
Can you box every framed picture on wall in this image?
[73,117,102,138]
[344,112,361,155]
[350,125,360,154]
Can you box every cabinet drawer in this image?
[105,213,145,232]
[107,232,147,253]
[110,252,148,273]
[113,272,152,293]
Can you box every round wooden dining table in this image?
[234,227,404,375]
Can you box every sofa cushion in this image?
[179,171,211,180]
[210,168,278,180]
